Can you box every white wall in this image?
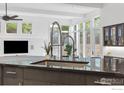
[0,14,71,56]
[101,4,124,57]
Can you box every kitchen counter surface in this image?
[0,56,124,77]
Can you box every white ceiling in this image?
[69,3,104,8]
[0,3,101,19]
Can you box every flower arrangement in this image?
[43,42,51,55]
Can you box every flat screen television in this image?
[4,41,28,54]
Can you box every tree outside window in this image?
[85,20,90,31]
[94,17,101,28]
[22,23,32,34]
[6,23,17,33]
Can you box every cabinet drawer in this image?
[3,66,23,79]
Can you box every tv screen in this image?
[4,41,28,54]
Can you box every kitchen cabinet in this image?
[3,66,23,85]
[56,72,86,85]
[23,68,86,85]
[23,68,60,85]
[103,23,124,46]
[104,56,124,74]
[23,80,54,85]
[86,75,102,85]
[0,63,123,85]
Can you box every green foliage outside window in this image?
[6,23,17,33]
[79,22,83,30]
[61,25,69,31]
[22,23,32,34]
[85,20,90,31]
[94,17,101,28]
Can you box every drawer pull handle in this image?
[6,71,16,74]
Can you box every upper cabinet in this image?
[103,23,124,46]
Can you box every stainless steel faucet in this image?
[50,21,62,59]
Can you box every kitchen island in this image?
[0,56,123,85]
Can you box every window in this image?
[0,23,1,32]
[79,22,83,56]
[94,17,101,56]
[85,20,91,57]
[85,20,90,31]
[6,23,17,33]
[61,25,69,44]
[50,24,61,58]
[22,23,32,34]
[61,25,70,56]
[61,25,69,31]
[94,17,101,28]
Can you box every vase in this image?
[45,55,50,66]
[45,54,50,60]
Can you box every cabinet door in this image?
[24,68,86,85]
[110,26,116,45]
[86,75,103,85]
[3,66,23,85]
[116,58,124,74]
[104,56,111,71]
[116,24,124,46]
[24,68,60,84]
[104,27,111,46]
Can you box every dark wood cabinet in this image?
[56,72,86,85]
[104,56,124,74]
[86,75,102,85]
[23,80,55,85]
[103,23,124,46]
[23,68,86,85]
[23,68,59,84]
[0,63,123,85]
[3,66,23,85]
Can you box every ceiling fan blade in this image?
[2,3,23,21]
[10,15,18,19]
[10,18,23,21]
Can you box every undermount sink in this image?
[32,59,89,68]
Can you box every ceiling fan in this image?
[0,3,23,21]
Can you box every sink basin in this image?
[32,59,89,68]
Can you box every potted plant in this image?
[43,42,51,60]
[64,44,72,57]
